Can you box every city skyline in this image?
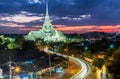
[0,0,120,34]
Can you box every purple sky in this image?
[0,0,120,34]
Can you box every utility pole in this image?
[9,56,12,79]
[49,52,52,76]
[66,43,70,78]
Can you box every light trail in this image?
[44,48,91,79]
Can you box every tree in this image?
[14,35,25,48]
[0,38,3,44]
[21,40,39,59]
[0,49,16,66]
[93,58,105,68]
[107,48,120,78]
[106,48,114,56]
[7,42,19,49]
[83,50,92,58]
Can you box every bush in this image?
[93,58,105,68]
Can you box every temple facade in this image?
[25,2,66,42]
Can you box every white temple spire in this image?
[25,0,66,42]
[46,1,49,16]
[43,0,52,27]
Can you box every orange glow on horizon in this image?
[19,25,120,33]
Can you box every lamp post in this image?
[9,57,22,79]
[47,42,52,77]
[65,43,70,78]
[9,56,12,79]
[49,52,52,77]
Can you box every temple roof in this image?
[43,1,52,27]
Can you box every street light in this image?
[14,66,21,73]
[109,44,114,49]
[46,41,52,77]
[8,57,22,79]
[9,56,12,79]
[65,43,70,78]
[71,54,74,57]
[84,46,88,50]
[49,53,52,77]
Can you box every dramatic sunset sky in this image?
[0,0,120,34]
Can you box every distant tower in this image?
[42,0,53,30]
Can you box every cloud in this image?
[0,26,28,34]
[52,14,91,21]
[0,23,25,27]
[0,14,43,23]
[0,0,120,33]
[0,12,44,28]
[27,0,42,4]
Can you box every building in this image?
[116,31,120,41]
[0,68,3,78]
[25,2,66,42]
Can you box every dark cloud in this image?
[0,0,120,26]
[0,26,28,34]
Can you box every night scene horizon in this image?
[0,0,120,79]
[0,0,120,34]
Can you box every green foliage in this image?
[14,36,25,48]
[7,35,25,49]
[107,48,120,78]
[58,43,81,56]
[0,38,3,44]
[112,48,120,60]
[21,40,39,58]
[0,49,16,66]
[7,42,19,49]
[93,58,105,68]
[0,36,5,45]
[83,50,92,58]
[90,37,109,53]
[106,48,114,56]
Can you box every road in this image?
[44,48,91,79]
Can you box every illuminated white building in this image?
[25,2,66,42]
[116,30,120,41]
[0,68,3,78]
[116,30,120,36]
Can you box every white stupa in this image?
[25,1,66,42]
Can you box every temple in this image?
[25,1,66,42]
